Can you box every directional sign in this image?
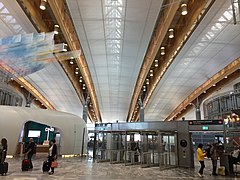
[188,120,223,125]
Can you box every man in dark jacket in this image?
[0,138,7,163]
[26,138,36,169]
[210,142,218,176]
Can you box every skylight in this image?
[0,2,25,34]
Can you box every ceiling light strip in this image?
[165,58,240,121]
[48,0,102,122]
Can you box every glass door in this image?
[160,133,176,167]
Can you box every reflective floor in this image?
[1,154,240,180]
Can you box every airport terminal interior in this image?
[0,0,240,179]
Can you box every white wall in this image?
[0,106,88,155]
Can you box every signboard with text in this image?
[188,120,223,126]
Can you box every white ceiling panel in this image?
[145,0,240,121]
[125,7,149,21]
[91,55,107,66]
[67,0,163,122]
[84,21,104,39]
[25,62,83,118]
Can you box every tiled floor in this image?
[1,155,240,180]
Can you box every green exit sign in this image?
[202,126,209,130]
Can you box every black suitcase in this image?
[0,162,8,176]
[134,154,139,162]
[42,161,50,172]
[22,159,30,171]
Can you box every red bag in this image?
[51,161,58,168]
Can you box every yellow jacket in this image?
[197,148,206,161]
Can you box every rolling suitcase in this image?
[42,161,50,172]
[22,159,30,171]
[0,162,8,176]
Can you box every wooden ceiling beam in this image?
[48,0,102,122]
[0,65,55,109]
[130,0,215,121]
[127,0,180,121]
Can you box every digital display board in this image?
[28,130,41,137]
[188,120,223,125]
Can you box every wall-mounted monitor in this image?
[28,130,41,138]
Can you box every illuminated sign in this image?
[202,126,209,130]
[188,120,223,125]
[45,127,54,132]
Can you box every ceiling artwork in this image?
[0,32,82,76]
[0,32,55,76]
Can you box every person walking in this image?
[197,144,206,177]
[26,138,36,169]
[48,139,57,175]
[210,142,218,176]
[0,138,8,163]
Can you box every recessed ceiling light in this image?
[40,0,47,10]
[181,3,187,16]
[169,29,174,38]
[54,24,59,34]
[160,46,165,55]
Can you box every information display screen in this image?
[28,130,41,137]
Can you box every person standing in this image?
[210,142,218,176]
[48,139,57,175]
[0,138,8,163]
[26,138,36,169]
[197,144,206,177]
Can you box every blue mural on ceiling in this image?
[0,32,55,77]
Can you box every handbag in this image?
[51,161,58,168]
[217,166,225,176]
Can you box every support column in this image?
[138,99,144,122]
[82,97,89,123]
[25,92,31,107]
[194,97,202,120]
